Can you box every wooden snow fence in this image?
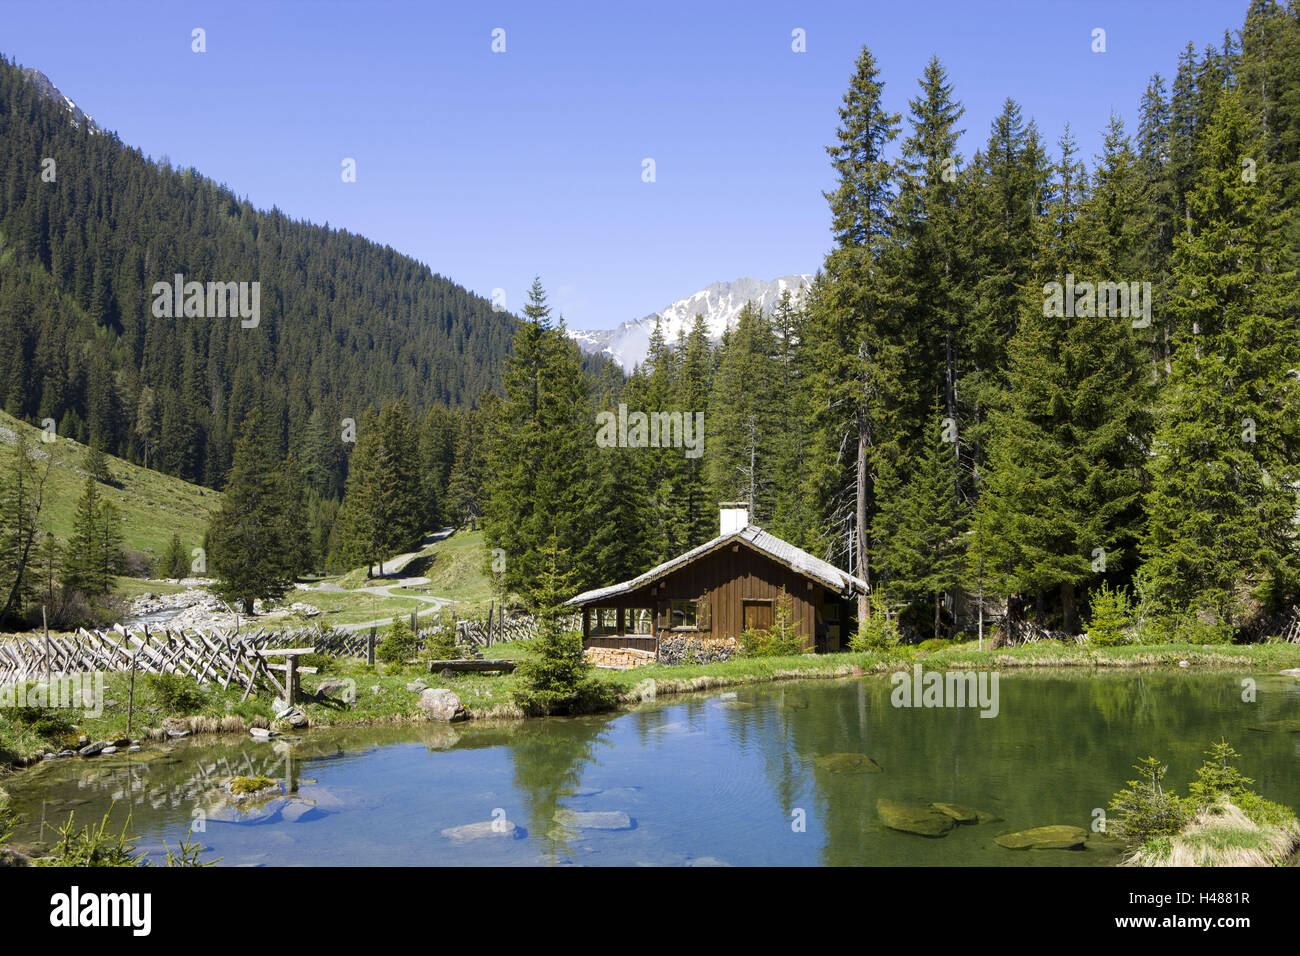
[455,614,580,647]
[0,625,317,703]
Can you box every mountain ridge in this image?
[569,274,814,371]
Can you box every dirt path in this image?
[335,576,452,632]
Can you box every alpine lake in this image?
[5,670,1299,866]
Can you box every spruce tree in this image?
[1140,91,1300,625]
[483,278,596,604]
[806,46,900,612]
[0,434,51,622]
[207,410,295,614]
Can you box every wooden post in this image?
[42,605,50,683]
[411,611,418,635]
[367,627,376,666]
[127,650,137,735]
[487,602,494,648]
[285,654,298,706]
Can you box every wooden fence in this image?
[0,613,583,686]
[0,625,311,701]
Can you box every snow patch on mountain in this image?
[571,275,813,372]
[21,67,100,134]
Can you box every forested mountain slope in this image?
[0,56,519,489]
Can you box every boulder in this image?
[553,809,634,830]
[930,802,980,823]
[315,680,351,700]
[161,717,191,737]
[930,802,1001,824]
[815,753,883,774]
[876,799,956,838]
[994,825,1089,850]
[249,727,280,739]
[101,746,117,755]
[0,848,31,867]
[286,712,309,729]
[77,740,107,757]
[417,688,466,722]
[404,680,429,692]
[441,820,521,841]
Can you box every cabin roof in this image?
[564,525,869,606]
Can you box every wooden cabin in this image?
[565,505,868,654]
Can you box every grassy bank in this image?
[0,408,220,558]
[1129,800,1300,866]
[3,638,1299,773]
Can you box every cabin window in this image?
[659,598,711,631]
[590,607,620,637]
[626,608,654,635]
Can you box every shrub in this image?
[916,637,955,653]
[296,652,333,674]
[1234,791,1299,831]
[122,548,156,578]
[376,616,417,664]
[1187,739,1253,811]
[849,611,902,652]
[739,627,804,657]
[1107,756,1189,842]
[1085,584,1132,646]
[513,618,612,716]
[0,787,13,846]
[34,809,141,867]
[421,620,459,661]
[158,533,190,579]
[9,692,76,741]
[1182,614,1233,645]
[146,673,207,713]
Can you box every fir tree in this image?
[1140,91,1300,625]
[207,410,296,614]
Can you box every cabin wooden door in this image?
[743,599,773,632]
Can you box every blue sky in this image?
[2,0,1244,330]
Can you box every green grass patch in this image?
[0,409,219,563]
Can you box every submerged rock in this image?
[815,753,883,774]
[930,802,1002,824]
[553,809,634,831]
[1247,718,1300,733]
[930,803,977,823]
[0,847,31,867]
[441,820,521,841]
[994,825,1088,850]
[877,799,956,837]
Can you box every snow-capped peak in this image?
[570,275,813,372]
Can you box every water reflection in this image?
[4,671,1298,866]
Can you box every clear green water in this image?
[5,671,1299,866]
